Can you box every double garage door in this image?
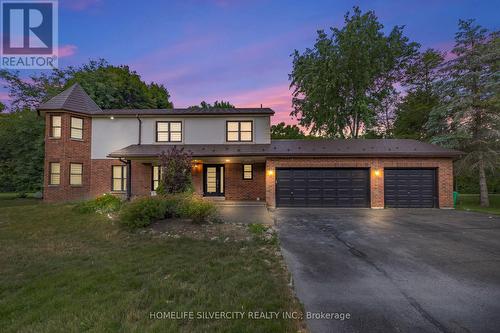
[276,168,437,208]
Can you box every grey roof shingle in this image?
[38,83,102,113]
[38,84,274,116]
[108,139,462,158]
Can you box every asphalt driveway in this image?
[274,209,500,333]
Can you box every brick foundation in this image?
[265,158,454,209]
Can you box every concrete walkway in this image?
[214,201,274,225]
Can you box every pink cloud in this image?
[184,84,298,125]
[61,0,101,11]
[58,44,77,58]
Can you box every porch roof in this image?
[107,139,462,159]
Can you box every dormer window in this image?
[156,121,182,142]
[226,121,253,142]
[70,117,83,140]
[50,115,61,138]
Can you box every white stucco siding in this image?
[91,118,139,159]
[140,116,271,144]
[91,115,271,159]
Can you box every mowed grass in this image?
[0,203,303,332]
[0,193,40,208]
[457,194,500,215]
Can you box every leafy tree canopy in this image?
[0,58,173,110]
[427,19,499,206]
[0,109,44,192]
[188,100,235,109]
[393,49,444,140]
[290,6,418,138]
[271,122,306,139]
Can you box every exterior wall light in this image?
[110,116,114,120]
[267,170,274,176]
[374,169,381,177]
[225,159,230,162]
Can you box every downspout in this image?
[119,158,132,201]
[136,114,142,145]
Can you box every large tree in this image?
[290,7,418,138]
[0,59,174,192]
[0,109,44,192]
[0,59,173,110]
[427,20,499,207]
[393,49,444,139]
[270,122,306,139]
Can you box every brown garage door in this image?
[276,168,370,207]
[384,169,437,208]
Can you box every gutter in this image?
[136,114,142,145]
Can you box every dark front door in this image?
[203,165,225,196]
[276,168,370,207]
[384,169,437,208]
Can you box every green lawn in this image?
[457,194,500,215]
[0,192,37,199]
[0,202,303,332]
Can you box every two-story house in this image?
[39,84,461,208]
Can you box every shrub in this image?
[75,194,123,214]
[119,197,169,229]
[177,195,218,224]
[157,147,193,194]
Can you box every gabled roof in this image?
[108,139,462,159]
[38,83,102,113]
[37,84,274,116]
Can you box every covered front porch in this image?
[117,156,267,202]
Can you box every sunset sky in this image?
[1,0,498,124]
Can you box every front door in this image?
[203,165,224,196]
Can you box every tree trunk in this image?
[478,158,490,207]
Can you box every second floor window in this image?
[156,121,182,142]
[70,117,83,140]
[70,163,83,186]
[50,115,61,138]
[112,165,127,192]
[227,121,253,142]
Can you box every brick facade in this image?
[224,163,266,201]
[192,163,203,194]
[265,158,454,209]
[43,112,92,202]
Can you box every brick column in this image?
[438,160,454,208]
[265,159,276,207]
[370,159,384,209]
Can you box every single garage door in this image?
[276,168,370,207]
[384,169,437,208]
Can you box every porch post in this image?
[126,160,132,200]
